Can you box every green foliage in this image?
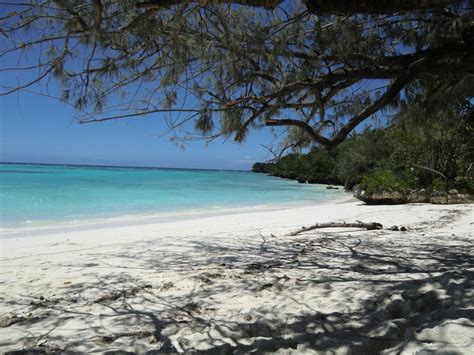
[360,170,408,195]
[335,129,391,189]
[251,162,275,173]
[1,1,471,147]
[432,177,448,192]
[195,110,214,134]
[252,148,341,184]
[253,100,473,194]
[454,176,474,194]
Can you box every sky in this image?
[0,87,279,170]
[0,3,284,171]
[0,2,383,171]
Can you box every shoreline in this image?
[0,193,353,239]
[0,200,472,353]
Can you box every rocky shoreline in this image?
[257,171,473,205]
[353,188,474,205]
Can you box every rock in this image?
[449,193,473,203]
[243,313,253,321]
[406,189,430,203]
[326,185,339,190]
[161,282,174,291]
[353,189,408,204]
[84,262,99,267]
[0,315,17,328]
[297,176,308,184]
[199,277,214,285]
[431,191,474,204]
[430,191,448,204]
[355,188,473,205]
[260,283,274,290]
[388,225,408,231]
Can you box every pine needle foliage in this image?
[1,1,472,147]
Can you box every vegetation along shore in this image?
[253,104,473,204]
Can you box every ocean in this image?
[0,163,347,227]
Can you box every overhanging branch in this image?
[303,0,459,14]
[136,0,460,13]
[265,118,333,146]
[136,0,282,10]
[328,73,413,147]
[264,73,413,148]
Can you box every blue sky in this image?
[0,88,278,170]
[0,3,292,171]
[0,6,281,171]
[0,2,385,171]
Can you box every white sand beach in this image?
[0,198,473,353]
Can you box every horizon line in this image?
[0,161,251,173]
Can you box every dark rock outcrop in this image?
[430,190,474,204]
[354,189,414,204]
[354,188,473,205]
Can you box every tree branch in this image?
[265,118,333,146]
[304,0,459,14]
[92,0,103,30]
[136,0,459,13]
[329,74,413,147]
[235,104,268,142]
[136,0,282,10]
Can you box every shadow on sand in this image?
[1,211,473,353]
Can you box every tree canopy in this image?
[1,0,473,148]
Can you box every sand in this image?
[0,198,473,353]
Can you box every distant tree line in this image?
[253,99,473,194]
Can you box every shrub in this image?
[360,170,408,194]
[454,176,474,193]
[431,177,448,192]
[251,162,274,173]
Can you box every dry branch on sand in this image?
[288,221,384,236]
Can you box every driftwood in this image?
[289,222,383,236]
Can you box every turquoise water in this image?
[0,163,345,227]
